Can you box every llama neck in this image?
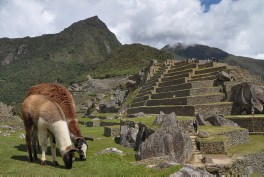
[51,120,72,155]
[68,119,83,140]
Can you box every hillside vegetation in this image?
[0,16,172,105]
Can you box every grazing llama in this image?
[27,83,93,160]
[22,94,78,169]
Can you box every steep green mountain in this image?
[0,16,122,104]
[0,16,173,105]
[161,43,264,78]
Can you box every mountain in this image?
[0,16,172,105]
[161,43,264,79]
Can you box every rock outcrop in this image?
[206,115,238,126]
[137,112,192,163]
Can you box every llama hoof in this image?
[41,160,46,166]
[53,161,59,166]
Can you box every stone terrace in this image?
[127,60,235,117]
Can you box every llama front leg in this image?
[38,127,48,166]
[49,133,59,166]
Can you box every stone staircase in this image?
[189,134,204,167]
[127,60,234,116]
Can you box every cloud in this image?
[0,0,263,59]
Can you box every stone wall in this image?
[230,149,264,176]
[104,126,120,137]
[199,140,227,154]
[194,103,233,118]
[226,117,264,132]
[198,128,249,154]
[220,129,249,147]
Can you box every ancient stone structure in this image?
[127,60,263,117]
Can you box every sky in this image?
[0,0,263,59]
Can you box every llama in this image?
[22,94,78,169]
[27,83,93,160]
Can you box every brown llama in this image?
[22,94,78,169]
[26,83,93,160]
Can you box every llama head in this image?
[74,138,88,160]
[62,148,78,169]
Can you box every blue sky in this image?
[0,0,263,59]
[200,0,221,12]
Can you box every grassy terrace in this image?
[225,114,264,119]
[198,125,245,142]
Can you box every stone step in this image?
[195,66,227,75]
[133,95,150,103]
[164,68,194,78]
[161,72,191,82]
[156,80,215,93]
[191,71,218,79]
[198,62,228,69]
[146,93,225,106]
[137,90,152,98]
[151,87,221,99]
[159,77,188,87]
[128,102,233,116]
[168,63,198,73]
[141,80,158,90]
[138,86,155,95]
[189,75,218,82]
[127,105,195,116]
[131,101,145,107]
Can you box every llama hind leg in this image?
[32,126,39,160]
[49,133,59,166]
[23,119,34,162]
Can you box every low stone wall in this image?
[199,140,227,154]
[198,128,249,154]
[220,129,249,147]
[230,149,264,176]
[226,117,264,132]
[104,126,120,137]
[187,94,224,105]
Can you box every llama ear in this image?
[84,136,94,141]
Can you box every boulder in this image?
[195,114,207,125]
[128,112,145,118]
[218,70,233,82]
[170,165,214,177]
[197,131,210,138]
[152,111,166,125]
[137,112,192,163]
[231,82,264,114]
[207,115,238,126]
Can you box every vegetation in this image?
[0,116,181,176]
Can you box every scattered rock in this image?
[128,112,145,118]
[147,161,179,169]
[0,125,14,130]
[195,114,207,125]
[100,147,123,156]
[202,156,214,164]
[197,131,209,138]
[218,71,233,82]
[19,133,25,139]
[206,115,238,126]
[170,165,215,177]
[152,111,166,125]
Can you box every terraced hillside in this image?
[127,60,246,116]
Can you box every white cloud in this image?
[0,0,263,59]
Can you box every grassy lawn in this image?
[0,115,181,176]
[228,135,264,156]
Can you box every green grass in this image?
[197,125,245,143]
[229,135,264,156]
[225,114,264,119]
[0,116,181,176]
